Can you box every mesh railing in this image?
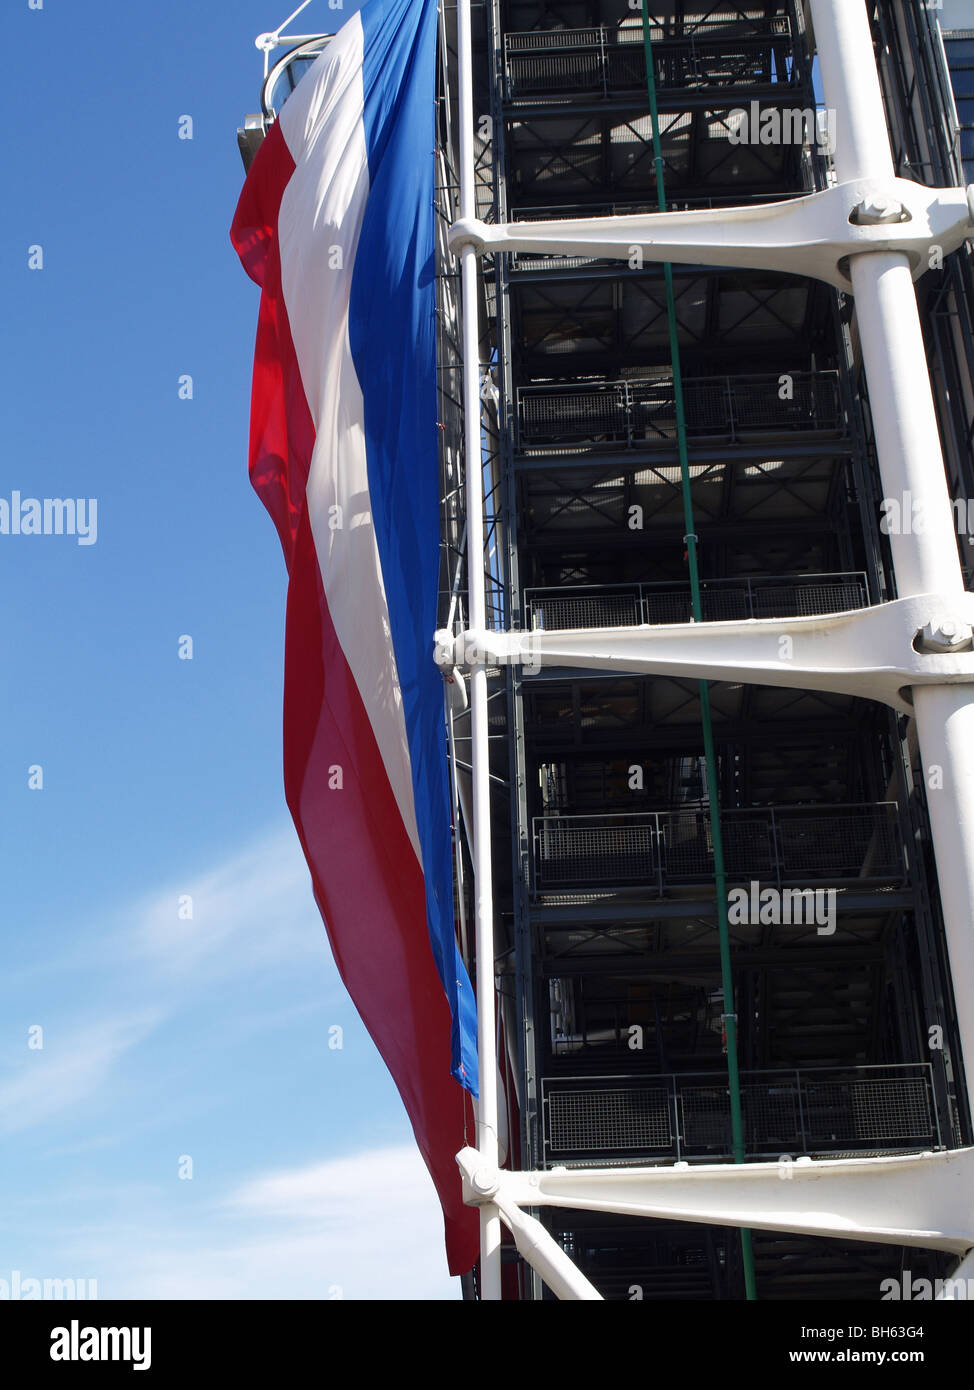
[547,1084,673,1153]
[534,815,662,889]
[541,1064,940,1162]
[505,20,794,101]
[531,803,902,893]
[776,806,900,881]
[517,372,844,450]
[524,573,869,630]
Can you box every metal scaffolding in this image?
[443,0,974,1300]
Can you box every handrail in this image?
[504,18,796,104]
[523,571,869,629]
[531,802,904,893]
[540,1062,942,1162]
[515,370,845,450]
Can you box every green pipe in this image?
[639,8,757,1301]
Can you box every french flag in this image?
[230,0,479,1275]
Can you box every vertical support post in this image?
[809,0,974,1119]
[456,0,503,1299]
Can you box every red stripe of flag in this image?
[232,119,479,1278]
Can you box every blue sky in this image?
[1,0,457,1300]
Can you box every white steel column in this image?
[456,0,502,1299]
[810,0,974,1116]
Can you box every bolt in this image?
[918,617,974,653]
[854,195,906,226]
[471,1166,497,1195]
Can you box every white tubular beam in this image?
[491,1194,603,1301]
[437,592,974,713]
[456,0,502,1300]
[811,0,974,1119]
[456,1149,602,1298]
[851,256,963,597]
[496,1149,974,1255]
[449,180,973,290]
[849,253,974,1092]
[807,0,896,183]
[912,686,974,1085]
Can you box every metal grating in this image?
[536,816,660,887]
[542,1066,939,1162]
[777,808,899,879]
[505,21,795,102]
[532,803,900,892]
[529,592,642,629]
[517,372,843,450]
[681,1085,733,1149]
[526,573,869,631]
[716,816,778,880]
[740,1081,803,1146]
[750,581,866,618]
[547,1085,672,1152]
[804,1078,935,1144]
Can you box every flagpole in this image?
[455,0,503,1299]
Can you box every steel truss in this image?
[448,0,974,1299]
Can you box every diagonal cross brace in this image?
[436,592,974,715]
[450,178,974,290]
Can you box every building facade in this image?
[441,0,974,1299]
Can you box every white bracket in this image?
[450,178,974,289]
[457,1146,974,1300]
[435,592,974,714]
[255,0,321,76]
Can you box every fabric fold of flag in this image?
[230,0,479,1276]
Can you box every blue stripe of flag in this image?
[348,0,479,1096]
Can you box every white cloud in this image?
[92,1146,460,1300]
[228,1144,441,1222]
[0,834,455,1298]
[128,825,333,979]
[0,828,338,1136]
[0,1012,162,1135]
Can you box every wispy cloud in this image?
[0,834,450,1298]
[72,1146,459,1300]
[228,1144,441,1223]
[128,826,330,979]
[0,1011,162,1135]
[0,827,341,1136]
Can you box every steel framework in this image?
[445,0,974,1300]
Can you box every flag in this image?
[230,0,479,1276]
